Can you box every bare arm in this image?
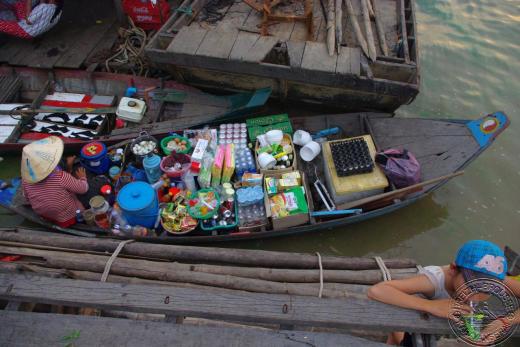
[367,275,469,318]
[60,170,89,194]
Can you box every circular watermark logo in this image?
[449,278,518,346]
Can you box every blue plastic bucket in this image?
[80,142,110,174]
[116,181,158,228]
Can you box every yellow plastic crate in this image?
[322,135,389,195]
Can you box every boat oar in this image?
[337,171,465,210]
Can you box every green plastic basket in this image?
[200,201,238,231]
[160,134,192,155]
[187,188,221,220]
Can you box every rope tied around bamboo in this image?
[0,228,417,270]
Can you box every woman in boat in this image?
[0,0,63,39]
[368,240,520,346]
[21,136,88,228]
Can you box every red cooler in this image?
[122,0,171,31]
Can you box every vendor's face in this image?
[453,272,491,302]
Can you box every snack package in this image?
[221,143,235,183]
[269,186,308,219]
[198,153,213,188]
[265,177,278,195]
[191,138,209,163]
[277,177,299,190]
[242,173,263,186]
[283,187,308,215]
[269,194,289,218]
[282,171,301,185]
[211,144,225,187]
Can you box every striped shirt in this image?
[22,169,88,227]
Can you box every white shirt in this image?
[18,3,61,37]
[420,265,451,299]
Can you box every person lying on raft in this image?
[0,0,63,39]
[368,240,520,346]
[21,136,88,228]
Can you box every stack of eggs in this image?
[132,140,156,156]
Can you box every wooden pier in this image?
[146,0,419,112]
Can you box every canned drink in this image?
[233,123,240,129]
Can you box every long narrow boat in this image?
[0,67,271,154]
[0,111,509,243]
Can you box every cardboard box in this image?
[264,170,311,230]
[255,133,297,175]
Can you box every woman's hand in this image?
[75,167,87,180]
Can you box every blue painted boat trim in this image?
[467,112,510,148]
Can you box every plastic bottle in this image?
[182,170,197,193]
[109,205,129,230]
[76,209,84,223]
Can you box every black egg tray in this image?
[329,138,374,177]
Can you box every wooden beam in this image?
[396,0,410,63]
[0,311,389,347]
[0,273,452,334]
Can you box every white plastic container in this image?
[116,97,147,123]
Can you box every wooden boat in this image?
[145,0,419,112]
[0,67,271,154]
[0,111,509,243]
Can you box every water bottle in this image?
[76,209,84,223]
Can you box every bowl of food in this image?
[161,134,192,155]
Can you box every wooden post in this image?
[326,0,336,56]
[344,0,369,59]
[360,0,377,62]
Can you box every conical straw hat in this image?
[21,136,64,183]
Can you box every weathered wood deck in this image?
[146,0,419,112]
[0,0,119,70]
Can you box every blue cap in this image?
[455,240,507,280]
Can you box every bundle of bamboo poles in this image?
[0,228,419,299]
[326,0,388,61]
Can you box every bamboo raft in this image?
[146,0,419,112]
[1,228,519,346]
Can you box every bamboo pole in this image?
[335,0,342,54]
[343,0,369,59]
[371,0,388,56]
[0,246,368,299]
[0,228,417,270]
[360,0,377,62]
[327,0,336,56]
[0,245,417,285]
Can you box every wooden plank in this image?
[17,25,84,69]
[146,47,419,99]
[287,41,306,68]
[229,34,278,62]
[196,29,239,59]
[349,47,361,76]
[167,26,208,54]
[336,46,352,75]
[54,20,115,68]
[229,32,261,60]
[242,36,279,62]
[0,273,453,334]
[0,311,389,347]
[300,41,337,73]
